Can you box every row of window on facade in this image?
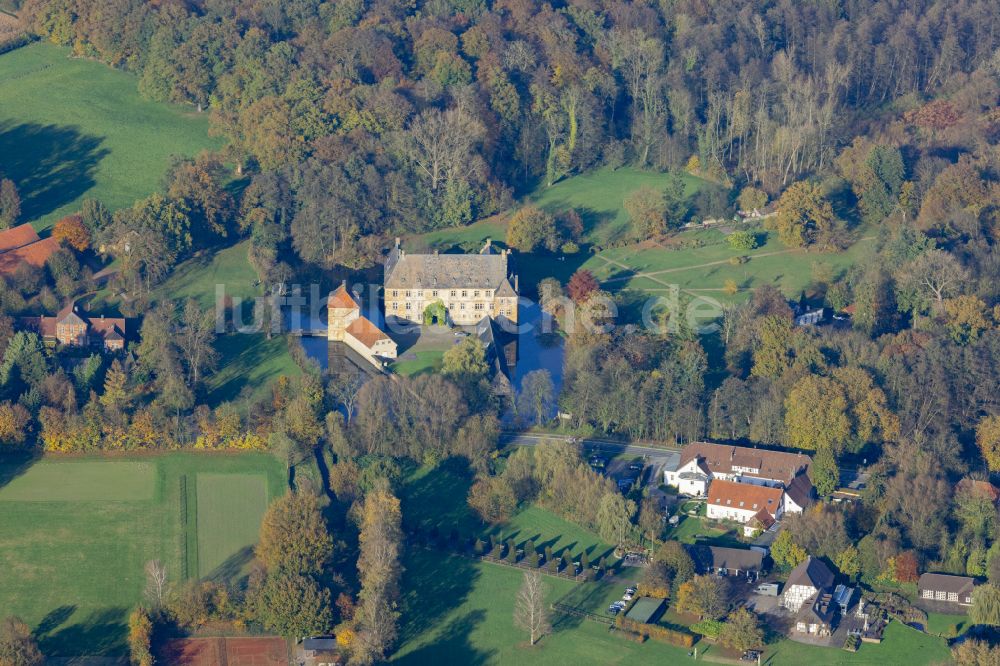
[921,590,965,602]
[391,289,493,299]
[392,302,508,313]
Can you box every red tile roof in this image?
[679,442,811,484]
[0,223,40,252]
[708,479,783,515]
[328,284,359,310]
[957,479,1000,503]
[346,316,390,348]
[0,236,60,276]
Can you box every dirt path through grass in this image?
[599,236,876,285]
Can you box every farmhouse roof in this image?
[707,479,783,514]
[678,442,811,484]
[0,223,41,252]
[346,316,390,349]
[328,283,360,310]
[918,573,975,596]
[689,545,764,572]
[786,556,835,592]
[384,242,514,291]
[747,507,776,531]
[784,472,814,509]
[956,479,1000,503]
[797,592,837,625]
[0,236,60,276]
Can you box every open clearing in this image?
[0,42,222,230]
[0,453,283,657]
[0,460,154,501]
[407,169,875,309]
[196,473,270,578]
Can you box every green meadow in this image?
[0,42,222,230]
[0,453,284,657]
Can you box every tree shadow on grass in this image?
[393,609,494,665]
[0,121,109,221]
[400,458,477,535]
[0,449,43,492]
[38,607,128,657]
[205,544,255,587]
[33,605,76,640]
[395,550,481,648]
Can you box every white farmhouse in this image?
[664,442,813,497]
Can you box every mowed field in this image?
[0,42,222,229]
[0,453,284,657]
[195,473,270,578]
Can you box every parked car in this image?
[622,592,634,601]
[453,330,469,337]
[625,587,637,595]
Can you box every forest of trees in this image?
[1,0,1000,659]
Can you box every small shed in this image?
[624,597,666,624]
[302,637,338,657]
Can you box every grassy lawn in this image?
[0,453,284,657]
[486,505,616,563]
[205,333,301,406]
[532,167,712,245]
[195,473,271,579]
[393,550,702,665]
[924,610,968,637]
[392,350,446,377]
[0,42,222,230]
[665,514,744,548]
[765,621,950,665]
[150,241,261,310]
[0,460,154,501]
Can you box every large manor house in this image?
[326,239,520,369]
[383,239,519,326]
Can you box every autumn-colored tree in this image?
[654,540,696,586]
[624,186,666,238]
[943,295,993,344]
[506,206,557,252]
[770,530,807,569]
[977,415,1000,472]
[566,270,599,304]
[895,551,919,583]
[737,186,767,212]
[835,545,861,578]
[0,402,30,446]
[127,607,154,666]
[255,491,333,575]
[355,483,404,663]
[723,279,738,296]
[0,616,43,665]
[784,375,850,453]
[467,475,517,523]
[720,607,763,653]
[750,315,795,378]
[771,181,835,247]
[903,99,961,135]
[675,575,728,620]
[53,214,91,251]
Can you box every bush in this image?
[561,241,580,254]
[691,619,724,638]
[727,230,759,250]
[615,616,695,648]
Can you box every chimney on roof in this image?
[395,237,401,248]
[434,249,438,256]
[485,238,491,247]
[100,315,104,320]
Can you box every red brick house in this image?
[21,302,127,351]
